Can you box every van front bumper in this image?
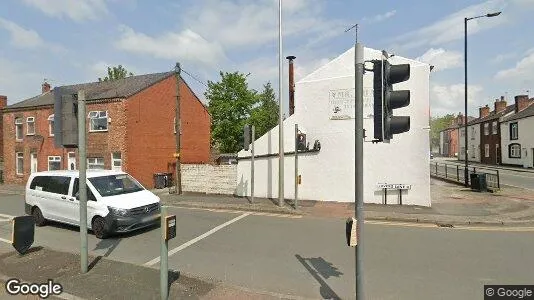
[104,213,160,234]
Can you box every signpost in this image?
[160,206,176,300]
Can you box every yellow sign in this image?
[173,153,180,158]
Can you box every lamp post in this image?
[464,11,501,187]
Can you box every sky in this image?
[1,0,534,118]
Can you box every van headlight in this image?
[108,206,129,216]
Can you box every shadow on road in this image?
[295,254,343,300]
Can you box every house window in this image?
[485,144,489,158]
[509,143,521,158]
[471,145,476,159]
[510,122,518,140]
[15,118,23,141]
[492,121,498,134]
[48,114,55,136]
[484,123,489,136]
[26,117,35,135]
[16,152,24,175]
[48,156,61,171]
[111,152,122,170]
[88,111,108,132]
[471,126,476,140]
[87,157,105,170]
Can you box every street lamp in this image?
[463,11,501,187]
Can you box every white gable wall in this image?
[236,46,431,206]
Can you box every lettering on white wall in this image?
[329,88,374,120]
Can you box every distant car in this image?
[430,152,434,159]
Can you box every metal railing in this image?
[429,161,500,190]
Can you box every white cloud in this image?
[115,25,227,67]
[0,17,64,52]
[0,59,44,104]
[494,51,534,80]
[416,48,462,71]
[363,10,397,23]
[390,0,508,51]
[431,83,484,116]
[21,0,108,22]
[490,52,517,64]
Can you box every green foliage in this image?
[98,65,134,82]
[205,72,280,153]
[430,114,456,150]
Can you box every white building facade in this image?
[235,46,432,206]
[500,106,534,168]
[458,123,481,162]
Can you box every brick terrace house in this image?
[0,95,7,161]
[478,96,514,165]
[2,72,211,188]
[439,113,468,157]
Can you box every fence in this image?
[429,162,500,190]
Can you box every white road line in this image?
[0,213,15,219]
[0,237,11,244]
[144,212,251,266]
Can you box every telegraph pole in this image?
[174,63,182,195]
[77,90,88,274]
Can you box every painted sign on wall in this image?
[329,88,374,120]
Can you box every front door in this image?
[68,152,76,170]
[30,153,38,173]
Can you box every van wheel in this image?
[32,207,46,227]
[92,217,107,239]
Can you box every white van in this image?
[25,170,161,239]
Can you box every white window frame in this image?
[26,117,35,135]
[484,123,489,136]
[15,118,23,141]
[16,152,24,175]
[88,111,108,132]
[87,157,105,170]
[48,156,61,171]
[48,114,55,136]
[492,121,498,135]
[510,144,521,158]
[485,144,489,158]
[111,152,122,170]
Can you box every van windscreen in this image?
[88,174,144,197]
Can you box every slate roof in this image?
[5,72,174,110]
[502,102,534,122]
[467,104,515,125]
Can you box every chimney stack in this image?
[479,105,490,118]
[494,96,507,113]
[286,55,296,116]
[42,81,51,94]
[514,95,530,113]
[0,95,6,109]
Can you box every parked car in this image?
[25,170,161,239]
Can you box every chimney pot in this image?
[515,94,530,113]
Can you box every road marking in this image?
[168,205,302,218]
[366,220,534,231]
[144,212,251,266]
[0,237,11,244]
[0,213,15,219]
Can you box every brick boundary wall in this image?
[181,164,237,195]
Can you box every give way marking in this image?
[144,212,251,266]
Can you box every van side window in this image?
[47,176,71,195]
[30,176,49,190]
[72,179,97,201]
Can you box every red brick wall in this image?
[0,95,7,160]
[2,100,126,184]
[126,75,210,188]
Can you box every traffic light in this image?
[53,86,79,148]
[372,57,411,142]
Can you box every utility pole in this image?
[347,23,364,300]
[174,63,182,195]
[278,0,284,207]
[77,90,88,274]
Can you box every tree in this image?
[205,71,257,153]
[98,65,134,82]
[249,82,279,138]
[430,114,456,151]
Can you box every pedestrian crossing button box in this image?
[165,215,176,241]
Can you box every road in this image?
[431,158,534,190]
[1,192,534,300]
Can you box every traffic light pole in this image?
[355,42,365,300]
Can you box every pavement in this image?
[433,156,534,173]
[3,179,534,227]
[0,246,287,300]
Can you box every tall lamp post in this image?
[464,11,501,187]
